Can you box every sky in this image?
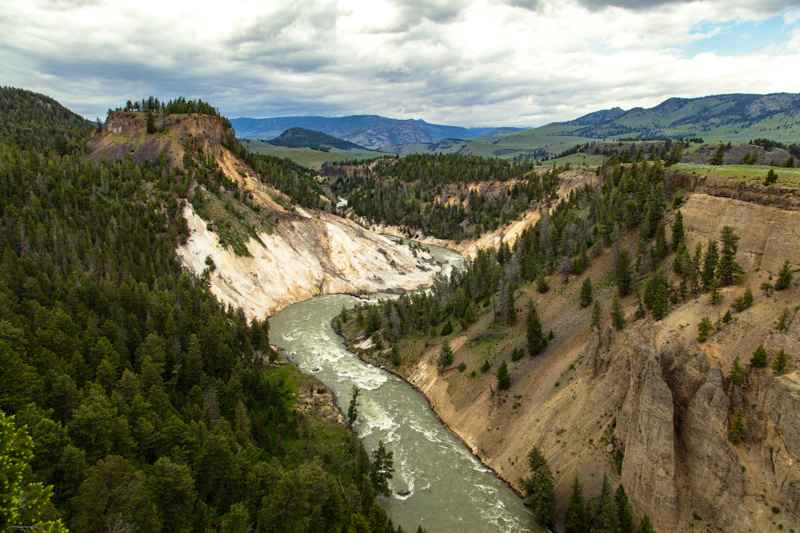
[2,0,799,126]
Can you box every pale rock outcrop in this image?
[177,204,450,319]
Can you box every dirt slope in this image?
[356,188,800,532]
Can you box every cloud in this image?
[1,0,799,125]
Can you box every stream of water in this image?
[269,245,538,533]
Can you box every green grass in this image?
[544,153,605,168]
[243,140,383,169]
[673,163,800,187]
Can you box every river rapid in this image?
[269,244,538,533]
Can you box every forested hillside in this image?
[0,93,416,533]
[336,154,800,533]
[325,154,557,240]
[0,87,92,154]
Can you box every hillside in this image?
[479,93,800,159]
[268,127,371,151]
[230,114,522,150]
[0,94,438,533]
[338,160,800,533]
[0,86,92,153]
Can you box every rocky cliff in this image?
[349,186,800,532]
[89,112,449,318]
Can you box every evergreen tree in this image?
[637,515,655,533]
[751,345,768,369]
[564,477,588,533]
[526,302,547,357]
[697,317,713,343]
[615,249,633,297]
[347,386,360,429]
[438,342,454,370]
[671,210,685,251]
[731,356,746,386]
[702,240,719,291]
[615,485,634,533]
[146,111,156,134]
[764,168,778,186]
[709,278,721,305]
[732,287,753,313]
[592,301,603,330]
[775,261,793,291]
[593,476,619,533]
[536,274,550,294]
[391,345,402,367]
[644,272,670,320]
[772,349,789,375]
[580,277,594,308]
[652,224,668,262]
[497,361,511,391]
[611,296,626,330]
[522,447,555,528]
[717,226,741,287]
[370,440,395,497]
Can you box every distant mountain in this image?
[268,127,371,151]
[230,114,523,150]
[482,92,800,158]
[547,93,800,142]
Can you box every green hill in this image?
[268,127,371,151]
[0,86,93,153]
[461,93,800,159]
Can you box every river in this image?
[269,244,538,533]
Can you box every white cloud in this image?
[1,0,798,125]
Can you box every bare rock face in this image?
[613,337,680,531]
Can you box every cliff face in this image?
[177,203,447,319]
[89,111,449,318]
[366,188,800,532]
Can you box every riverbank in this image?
[333,316,531,503]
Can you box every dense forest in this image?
[324,154,556,240]
[0,90,417,533]
[0,87,92,154]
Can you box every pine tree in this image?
[564,477,588,533]
[580,277,593,308]
[637,515,655,533]
[709,278,721,305]
[775,260,793,291]
[611,296,625,330]
[615,485,634,533]
[522,447,555,528]
[497,361,511,391]
[536,273,550,294]
[702,240,719,291]
[593,476,619,533]
[370,440,395,496]
[764,168,778,186]
[527,301,547,357]
[751,345,768,369]
[347,386,360,429]
[146,111,156,134]
[772,349,789,375]
[732,287,753,312]
[671,210,685,251]
[438,342,454,370]
[717,226,741,287]
[731,356,746,386]
[592,301,603,330]
[391,344,402,367]
[644,272,669,320]
[615,249,633,297]
[697,317,712,343]
[652,224,668,262]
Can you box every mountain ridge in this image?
[230,114,523,149]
